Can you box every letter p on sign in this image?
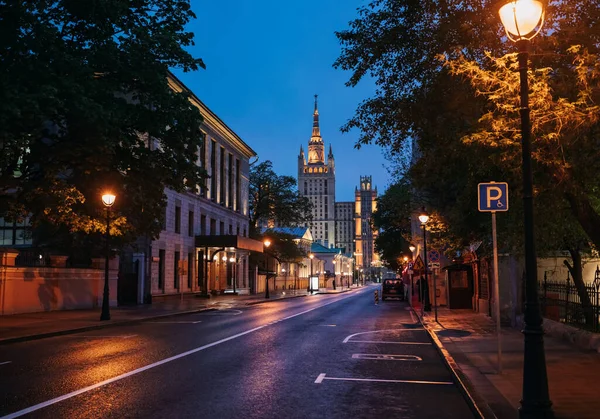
[478,182,509,212]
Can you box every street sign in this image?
[428,249,440,263]
[478,182,509,212]
[429,262,440,269]
[408,262,414,269]
[413,255,425,271]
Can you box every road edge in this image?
[413,308,497,419]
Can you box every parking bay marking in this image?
[346,340,429,345]
[63,335,137,339]
[343,329,428,344]
[148,321,202,324]
[352,354,422,361]
[314,373,452,386]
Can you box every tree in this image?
[372,180,412,271]
[0,0,206,253]
[248,161,312,236]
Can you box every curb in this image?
[0,307,216,346]
[414,308,497,419]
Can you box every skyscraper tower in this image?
[298,95,336,248]
[355,175,379,274]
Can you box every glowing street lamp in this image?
[419,208,432,315]
[309,253,314,292]
[496,1,552,417]
[264,239,271,299]
[100,192,116,321]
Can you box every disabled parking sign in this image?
[478,182,508,212]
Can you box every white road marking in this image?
[148,321,202,324]
[0,361,12,366]
[1,292,360,419]
[343,329,422,343]
[346,340,430,345]
[197,309,243,316]
[351,353,422,361]
[319,324,336,327]
[63,335,137,339]
[314,373,452,386]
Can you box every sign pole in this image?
[492,210,502,374]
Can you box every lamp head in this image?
[264,239,271,248]
[418,207,430,225]
[222,255,227,262]
[101,193,116,207]
[309,253,314,259]
[409,245,416,253]
[403,256,409,262]
[497,0,545,42]
[229,257,235,263]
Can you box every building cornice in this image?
[167,72,257,159]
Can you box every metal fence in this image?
[539,267,600,333]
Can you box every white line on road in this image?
[343,329,423,343]
[346,340,430,345]
[197,309,243,316]
[0,361,12,366]
[148,321,202,324]
[351,353,422,361]
[63,335,138,339]
[314,373,452,386]
[319,324,337,327]
[1,291,363,419]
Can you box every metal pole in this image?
[423,224,431,312]
[492,211,502,374]
[265,254,270,299]
[517,39,553,418]
[100,208,111,321]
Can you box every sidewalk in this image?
[417,307,600,419]
[0,290,311,345]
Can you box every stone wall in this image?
[0,250,118,315]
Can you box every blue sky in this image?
[172,0,390,201]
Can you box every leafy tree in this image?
[0,0,206,253]
[248,161,312,236]
[372,180,412,271]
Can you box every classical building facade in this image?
[335,201,354,254]
[355,175,379,272]
[141,73,260,299]
[297,96,336,248]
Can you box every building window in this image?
[175,206,181,234]
[0,217,32,246]
[220,147,226,205]
[220,221,225,235]
[236,158,241,212]
[174,251,180,289]
[158,249,165,290]
[211,140,217,201]
[228,153,233,209]
[210,218,216,235]
[188,211,194,237]
[201,215,207,235]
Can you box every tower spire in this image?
[312,94,321,138]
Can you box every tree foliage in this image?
[0,0,206,252]
[249,161,312,236]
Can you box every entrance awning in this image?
[195,235,263,253]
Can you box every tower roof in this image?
[311,94,322,142]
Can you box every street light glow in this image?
[101,193,116,207]
[264,239,271,248]
[309,253,314,259]
[498,0,544,41]
[418,208,429,225]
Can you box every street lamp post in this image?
[264,240,271,299]
[229,256,236,294]
[418,208,432,314]
[282,267,286,292]
[332,260,337,290]
[309,253,314,292]
[497,1,552,417]
[100,192,116,321]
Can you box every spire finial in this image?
[314,94,318,112]
[312,95,321,138]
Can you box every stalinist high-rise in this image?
[297,96,336,248]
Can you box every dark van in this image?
[382,279,404,301]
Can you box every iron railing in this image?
[540,267,600,333]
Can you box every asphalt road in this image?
[0,286,476,419]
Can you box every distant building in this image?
[297,95,336,248]
[355,175,379,274]
[335,201,354,254]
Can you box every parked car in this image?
[382,279,404,301]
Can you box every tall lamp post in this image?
[332,260,337,290]
[100,192,116,321]
[409,245,416,304]
[418,208,432,314]
[229,256,236,294]
[497,1,552,417]
[264,239,271,299]
[309,253,314,292]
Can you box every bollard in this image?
[374,290,379,305]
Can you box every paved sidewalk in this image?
[417,307,600,419]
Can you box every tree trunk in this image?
[564,191,600,252]
[563,248,594,327]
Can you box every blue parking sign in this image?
[478,182,508,212]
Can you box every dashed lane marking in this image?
[0,361,12,366]
[314,373,452,385]
[352,354,422,361]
